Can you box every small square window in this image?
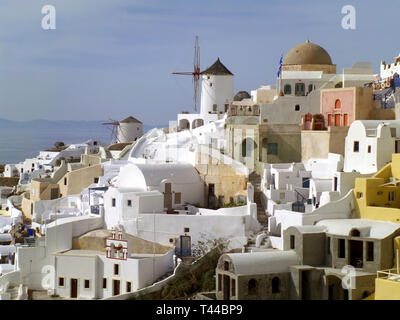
[84,279,90,289]
[127,200,132,207]
[184,227,190,233]
[94,177,99,183]
[267,143,278,155]
[295,105,300,111]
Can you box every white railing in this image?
[377,268,400,281]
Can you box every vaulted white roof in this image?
[222,250,299,275]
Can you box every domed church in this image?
[282,40,336,74]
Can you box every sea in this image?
[0,119,157,164]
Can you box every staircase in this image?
[6,286,19,300]
[249,172,268,227]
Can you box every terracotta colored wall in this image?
[321,88,355,127]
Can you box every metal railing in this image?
[377,268,400,281]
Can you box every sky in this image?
[0,0,399,126]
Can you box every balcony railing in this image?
[174,247,192,257]
[377,268,400,281]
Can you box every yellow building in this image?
[354,154,400,222]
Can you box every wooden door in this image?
[70,278,78,298]
[113,279,120,296]
[164,183,172,211]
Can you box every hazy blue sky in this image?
[0,0,399,125]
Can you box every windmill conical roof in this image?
[201,58,233,76]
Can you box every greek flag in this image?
[277,54,283,78]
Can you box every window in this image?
[84,279,90,289]
[267,143,278,155]
[114,264,119,275]
[389,191,396,202]
[335,99,341,109]
[357,192,363,199]
[367,242,374,261]
[353,141,359,152]
[112,198,116,207]
[93,141,97,146]
[334,114,341,126]
[284,84,292,95]
[127,200,132,207]
[224,261,230,271]
[58,277,65,287]
[295,105,300,111]
[308,84,313,93]
[338,239,346,258]
[94,177,99,183]
[368,145,371,153]
[327,237,331,254]
[248,279,257,295]
[126,281,132,293]
[302,177,310,188]
[103,278,107,289]
[218,274,222,291]
[64,177,67,185]
[350,229,360,237]
[184,227,190,233]
[210,83,213,87]
[272,277,280,294]
[231,279,236,297]
[290,235,295,249]
[174,192,181,204]
[213,104,217,112]
[295,82,305,96]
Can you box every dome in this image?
[283,40,333,65]
[234,91,251,101]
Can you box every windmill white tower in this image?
[200,58,234,117]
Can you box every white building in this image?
[344,120,400,174]
[54,228,174,299]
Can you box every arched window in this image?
[335,99,341,109]
[284,84,292,95]
[248,279,257,295]
[272,277,280,294]
[295,83,305,96]
[350,229,360,237]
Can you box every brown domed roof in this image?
[283,40,333,65]
[234,91,251,101]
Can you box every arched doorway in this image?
[192,118,204,129]
[179,119,190,131]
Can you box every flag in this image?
[277,53,283,78]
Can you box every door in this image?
[343,114,348,126]
[301,270,313,300]
[223,275,231,300]
[334,114,341,126]
[350,240,363,268]
[113,279,120,296]
[180,235,191,257]
[70,278,78,298]
[164,183,172,211]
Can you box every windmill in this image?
[172,36,201,112]
[102,118,120,143]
